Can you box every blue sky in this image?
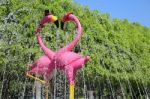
[74,0,150,27]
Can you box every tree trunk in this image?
[87,90,96,99]
[2,75,10,99]
[35,81,42,99]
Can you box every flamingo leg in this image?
[65,66,75,99]
[65,56,89,99]
[70,83,74,99]
[26,73,46,84]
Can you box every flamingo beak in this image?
[60,21,65,30]
[54,19,59,28]
[51,15,59,28]
[60,17,65,30]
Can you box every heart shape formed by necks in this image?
[27,11,90,86]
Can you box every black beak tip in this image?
[54,20,59,28]
[61,21,64,30]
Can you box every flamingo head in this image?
[61,12,73,22]
[39,10,58,28]
[60,12,73,30]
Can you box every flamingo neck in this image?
[68,14,82,50]
[35,27,54,59]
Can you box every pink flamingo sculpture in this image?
[27,10,57,83]
[27,12,90,99]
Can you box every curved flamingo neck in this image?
[59,14,82,52]
[70,14,82,48]
[36,27,54,59]
[72,14,82,39]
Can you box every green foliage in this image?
[0,0,150,98]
